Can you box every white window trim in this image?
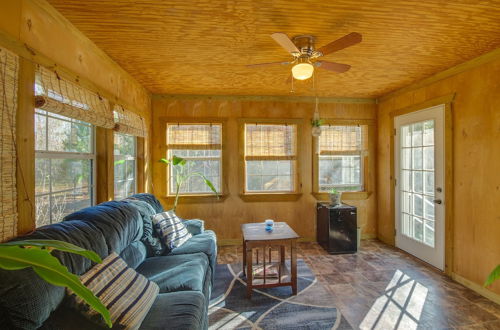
[114,134,138,199]
[35,110,96,225]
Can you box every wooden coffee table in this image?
[241,222,299,298]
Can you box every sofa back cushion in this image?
[130,193,164,213]
[63,201,144,259]
[0,220,108,329]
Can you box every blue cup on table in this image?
[265,219,274,232]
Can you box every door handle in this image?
[433,199,442,204]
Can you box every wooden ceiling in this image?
[46,0,500,98]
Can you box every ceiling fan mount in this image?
[290,35,322,59]
[247,32,362,81]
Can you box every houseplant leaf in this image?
[1,239,102,263]
[484,265,500,287]
[191,172,219,198]
[159,158,170,164]
[0,242,111,327]
[172,155,186,166]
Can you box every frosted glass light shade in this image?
[292,62,314,80]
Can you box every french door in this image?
[394,105,445,270]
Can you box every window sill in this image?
[162,194,228,204]
[312,191,372,201]
[239,193,302,202]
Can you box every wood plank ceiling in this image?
[46,0,500,98]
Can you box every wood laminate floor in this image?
[217,240,500,329]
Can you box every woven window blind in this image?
[245,124,296,160]
[167,123,222,150]
[34,65,114,128]
[319,125,367,155]
[114,105,147,137]
[0,47,19,241]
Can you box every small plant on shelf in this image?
[329,188,342,206]
[160,155,219,211]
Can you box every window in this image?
[166,123,222,195]
[317,125,366,192]
[244,123,297,193]
[35,110,95,227]
[114,133,137,200]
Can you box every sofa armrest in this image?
[184,219,205,235]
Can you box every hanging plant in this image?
[311,118,324,127]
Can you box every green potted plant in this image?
[311,118,323,137]
[329,188,342,206]
[160,155,219,211]
[0,239,111,327]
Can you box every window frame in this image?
[34,109,97,226]
[312,119,374,201]
[161,118,227,202]
[239,118,302,201]
[113,132,138,200]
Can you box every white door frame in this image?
[394,104,445,270]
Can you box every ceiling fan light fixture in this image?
[292,60,314,80]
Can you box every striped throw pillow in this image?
[68,252,159,329]
[152,210,192,250]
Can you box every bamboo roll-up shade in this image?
[34,65,114,128]
[319,125,367,156]
[114,105,147,137]
[245,124,296,161]
[0,47,19,241]
[167,123,222,150]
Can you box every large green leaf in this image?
[0,244,111,327]
[484,265,500,287]
[0,239,102,263]
[172,155,187,166]
[190,172,219,198]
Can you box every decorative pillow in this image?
[152,210,193,250]
[67,252,159,329]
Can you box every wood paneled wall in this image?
[152,96,377,243]
[0,0,153,234]
[377,56,500,295]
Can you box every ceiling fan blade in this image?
[317,32,362,56]
[315,61,351,73]
[246,61,290,68]
[271,33,300,54]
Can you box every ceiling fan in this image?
[247,32,362,81]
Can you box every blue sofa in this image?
[0,194,216,330]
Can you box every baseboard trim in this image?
[451,272,500,305]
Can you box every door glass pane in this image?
[423,146,434,170]
[400,120,435,247]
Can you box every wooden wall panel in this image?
[377,57,500,295]
[152,96,377,243]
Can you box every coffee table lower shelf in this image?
[247,261,291,288]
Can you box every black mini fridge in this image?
[316,202,357,254]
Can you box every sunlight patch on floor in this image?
[359,269,428,330]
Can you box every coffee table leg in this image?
[246,245,253,298]
[291,240,297,295]
[242,239,246,276]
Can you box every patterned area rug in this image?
[209,260,352,329]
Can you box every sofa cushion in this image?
[64,201,144,257]
[136,253,208,293]
[123,198,165,257]
[130,193,164,214]
[68,253,159,329]
[0,220,110,329]
[167,230,217,284]
[120,241,148,269]
[183,219,205,235]
[152,211,192,250]
[139,291,206,330]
